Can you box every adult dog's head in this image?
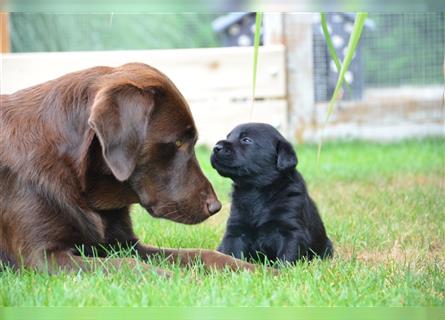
[210,123,297,187]
[88,63,221,224]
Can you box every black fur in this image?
[211,123,333,264]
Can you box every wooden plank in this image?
[263,13,284,45]
[310,86,444,142]
[0,12,9,53]
[0,46,286,100]
[315,87,443,125]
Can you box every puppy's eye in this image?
[241,137,253,144]
[175,140,183,148]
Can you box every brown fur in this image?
[0,63,256,273]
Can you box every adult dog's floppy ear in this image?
[88,82,155,181]
[276,140,298,171]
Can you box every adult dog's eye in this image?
[241,137,253,144]
[175,140,183,148]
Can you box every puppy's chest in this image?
[228,192,298,244]
[231,196,273,226]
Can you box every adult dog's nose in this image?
[213,143,223,153]
[206,198,222,215]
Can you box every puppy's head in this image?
[211,123,297,186]
[88,63,221,224]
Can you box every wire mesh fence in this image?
[313,13,444,102]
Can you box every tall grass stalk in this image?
[250,12,263,119]
[317,13,368,162]
[320,13,352,95]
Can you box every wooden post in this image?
[283,13,316,143]
[1,12,10,53]
[263,13,284,45]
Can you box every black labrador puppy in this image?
[211,123,333,264]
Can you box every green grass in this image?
[1,138,444,306]
[10,13,220,52]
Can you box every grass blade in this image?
[317,12,368,162]
[250,12,263,118]
[320,13,352,95]
[321,13,342,74]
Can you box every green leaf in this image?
[321,13,341,74]
[320,13,352,95]
[317,12,368,162]
[252,12,263,103]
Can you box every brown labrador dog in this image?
[0,63,256,274]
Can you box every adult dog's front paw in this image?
[199,249,254,271]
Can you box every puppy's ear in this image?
[276,140,298,171]
[88,82,155,181]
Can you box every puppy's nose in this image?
[213,143,223,153]
[206,198,222,215]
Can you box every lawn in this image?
[1,138,444,306]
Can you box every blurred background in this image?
[1,13,444,144]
